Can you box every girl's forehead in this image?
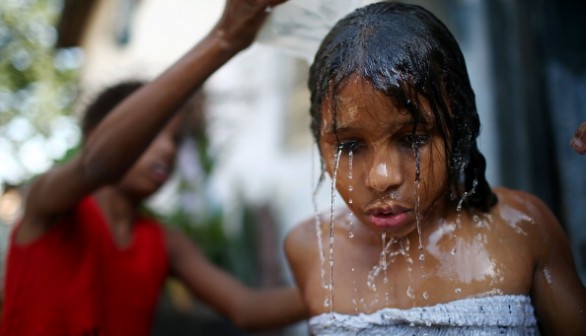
[323,76,433,126]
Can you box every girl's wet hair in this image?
[309,1,497,212]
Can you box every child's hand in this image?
[571,121,586,154]
[212,0,288,52]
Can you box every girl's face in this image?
[120,114,184,200]
[319,76,449,238]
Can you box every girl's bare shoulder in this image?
[285,216,318,251]
[490,187,565,249]
[492,187,557,222]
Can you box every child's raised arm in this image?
[18,0,287,243]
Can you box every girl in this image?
[285,2,586,335]
[0,0,307,335]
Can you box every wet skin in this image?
[318,75,448,239]
[285,77,586,334]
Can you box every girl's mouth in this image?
[365,204,411,230]
[149,162,170,183]
[368,212,410,230]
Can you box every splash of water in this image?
[456,178,478,212]
[367,236,411,291]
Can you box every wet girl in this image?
[285,2,586,335]
[0,0,307,335]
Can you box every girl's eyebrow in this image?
[328,118,424,134]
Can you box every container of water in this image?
[256,0,379,63]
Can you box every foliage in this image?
[0,0,82,186]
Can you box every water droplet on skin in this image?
[348,199,353,204]
[454,288,462,294]
[543,267,553,285]
[348,150,353,180]
[423,291,429,300]
[406,286,415,299]
[451,248,457,255]
[419,253,425,261]
[324,298,330,307]
[348,185,353,191]
[347,212,354,238]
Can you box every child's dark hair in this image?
[81,81,144,137]
[309,1,497,212]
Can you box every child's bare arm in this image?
[165,228,308,330]
[528,194,586,335]
[18,0,286,243]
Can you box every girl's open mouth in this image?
[365,203,412,230]
[368,211,410,230]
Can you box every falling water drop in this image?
[311,145,328,291]
[347,150,355,238]
[412,143,423,250]
[348,150,353,181]
[456,179,478,212]
[406,286,415,299]
[326,147,343,314]
[347,211,355,239]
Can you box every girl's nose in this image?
[153,133,179,159]
[365,147,404,193]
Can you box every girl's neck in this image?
[94,187,140,247]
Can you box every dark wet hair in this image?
[309,1,497,212]
[81,81,144,137]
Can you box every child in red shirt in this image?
[0,0,307,335]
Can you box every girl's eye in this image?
[403,134,430,147]
[338,141,360,154]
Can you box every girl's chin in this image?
[368,221,419,239]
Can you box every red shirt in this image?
[1,197,168,336]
